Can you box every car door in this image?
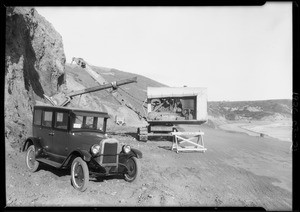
[51,111,70,163]
[40,110,54,156]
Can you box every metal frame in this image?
[171,131,206,153]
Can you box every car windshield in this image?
[72,115,105,132]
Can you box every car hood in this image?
[71,131,107,140]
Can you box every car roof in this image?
[34,105,110,118]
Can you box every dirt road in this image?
[5,125,292,210]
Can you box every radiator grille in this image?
[102,142,118,164]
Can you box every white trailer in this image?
[137,87,208,145]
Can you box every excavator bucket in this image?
[72,57,86,68]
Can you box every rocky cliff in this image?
[5,7,66,148]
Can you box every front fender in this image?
[131,148,143,159]
[23,137,43,158]
[75,149,92,162]
[61,149,92,168]
[119,148,143,164]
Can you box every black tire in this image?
[124,157,140,182]
[71,157,89,192]
[25,145,39,172]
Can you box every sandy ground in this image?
[5,125,292,210]
[218,119,292,142]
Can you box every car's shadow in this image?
[90,174,125,182]
[158,145,172,151]
[37,163,70,177]
[37,163,126,182]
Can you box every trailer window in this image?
[149,97,196,120]
[33,109,42,125]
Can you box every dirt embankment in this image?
[6,126,292,210]
[5,7,66,149]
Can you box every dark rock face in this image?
[5,7,66,148]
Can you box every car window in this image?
[73,115,83,129]
[85,116,94,128]
[42,111,53,127]
[97,117,104,131]
[72,115,104,132]
[33,109,42,125]
[54,112,68,130]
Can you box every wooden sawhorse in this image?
[171,131,206,153]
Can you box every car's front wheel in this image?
[124,157,140,182]
[25,145,39,172]
[71,157,89,192]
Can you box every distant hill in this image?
[208,99,292,121]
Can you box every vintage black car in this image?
[23,105,142,191]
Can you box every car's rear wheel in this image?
[124,157,140,182]
[71,157,89,192]
[25,145,39,172]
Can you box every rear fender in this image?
[23,137,43,158]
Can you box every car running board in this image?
[37,158,62,168]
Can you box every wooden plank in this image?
[150,126,173,132]
[147,133,173,137]
[171,132,204,136]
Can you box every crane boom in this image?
[68,77,137,98]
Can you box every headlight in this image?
[122,145,131,154]
[91,144,101,156]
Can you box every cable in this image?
[118,86,146,104]
[119,90,145,108]
[115,88,147,120]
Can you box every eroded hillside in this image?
[5,7,66,148]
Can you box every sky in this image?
[35,3,292,101]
